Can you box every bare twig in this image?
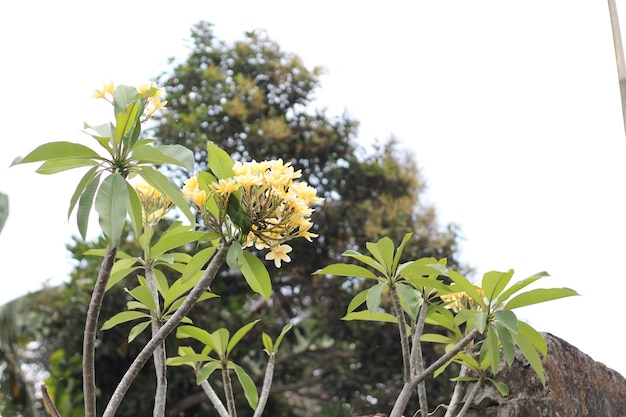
[200,380,229,417]
[102,242,230,417]
[145,263,167,417]
[410,296,429,417]
[389,286,411,383]
[253,355,275,417]
[83,243,119,417]
[222,361,237,417]
[608,0,626,135]
[41,384,62,417]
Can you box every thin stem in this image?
[102,242,230,417]
[253,354,275,417]
[389,328,481,417]
[145,263,167,417]
[455,378,482,417]
[83,243,119,417]
[222,361,237,417]
[389,286,411,383]
[41,384,62,417]
[410,296,429,417]
[444,366,469,417]
[200,380,229,417]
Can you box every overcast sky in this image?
[2,1,626,377]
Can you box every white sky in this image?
[1,0,626,378]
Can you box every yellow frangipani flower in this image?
[210,178,241,196]
[92,81,115,100]
[132,178,173,225]
[182,176,207,208]
[265,244,292,268]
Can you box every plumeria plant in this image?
[314,234,578,417]
[12,83,322,417]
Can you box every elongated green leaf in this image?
[139,166,195,225]
[101,310,150,330]
[196,362,220,384]
[366,237,394,271]
[488,378,510,396]
[128,321,151,343]
[426,304,460,334]
[487,326,499,374]
[211,328,230,356]
[12,141,101,165]
[126,182,143,238]
[313,263,378,280]
[106,259,141,291]
[262,333,273,353]
[232,363,259,409]
[166,353,213,367]
[113,85,140,116]
[475,311,487,334]
[177,325,214,346]
[447,270,484,306]
[132,145,193,169]
[227,241,243,270]
[150,229,205,258]
[127,285,157,312]
[207,141,235,179]
[482,269,514,304]
[496,322,516,366]
[396,282,422,320]
[179,246,217,284]
[95,173,128,245]
[392,233,413,273]
[68,166,100,219]
[77,173,101,240]
[347,291,369,316]
[341,250,387,275]
[512,327,546,385]
[494,310,518,333]
[503,287,578,310]
[155,144,195,172]
[273,323,292,352]
[366,282,385,316]
[342,310,397,324]
[239,251,271,300]
[83,248,133,258]
[227,320,260,355]
[400,259,448,280]
[497,272,549,304]
[518,321,547,356]
[35,158,99,174]
[420,333,456,344]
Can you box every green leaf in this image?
[166,353,213,367]
[227,320,260,355]
[420,333,456,344]
[139,166,195,225]
[68,166,100,220]
[95,173,128,245]
[497,271,550,304]
[496,322,516,366]
[113,85,140,116]
[482,269,514,304]
[342,310,397,324]
[488,378,510,396]
[341,250,387,275]
[126,182,143,238]
[392,233,413,273]
[273,323,292,353]
[494,310,518,333]
[227,241,243,270]
[232,363,259,409]
[400,259,448,280]
[101,310,150,330]
[77,173,101,240]
[196,362,220,384]
[512,326,546,385]
[313,263,378,280]
[155,144,195,172]
[262,333,273,353]
[207,141,235,179]
[346,290,368,314]
[447,270,484,307]
[475,311,487,334]
[106,258,141,290]
[366,236,394,271]
[487,326,499,374]
[12,141,101,165]
[177,325,214,346]
[150,228,205,258]
[132,144,194,170]
[366,282,385,316]
[179,246,217,283]
[128,321,151,343]
[518,321,547,356]
[503,287,578,310]
[126,285,157,312]
[238,251,271,300]
[211,328,230,356]
[35,158,99,174]
[396,282,422,320]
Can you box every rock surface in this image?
[463,332,626,417]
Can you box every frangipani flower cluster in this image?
[92,81,167,121]
[133,178,174,226]
[183,159,323,267]
[440,287,485,312]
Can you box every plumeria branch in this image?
[83,243,119,417]
[102,242,231,417]
[200,380,229,417]
[253,354,276,417]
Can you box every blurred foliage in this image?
[3,22,468,417]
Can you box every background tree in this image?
[15,22,466,417]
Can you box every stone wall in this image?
[464,333,626,417]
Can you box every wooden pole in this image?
[608,0,626,135]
